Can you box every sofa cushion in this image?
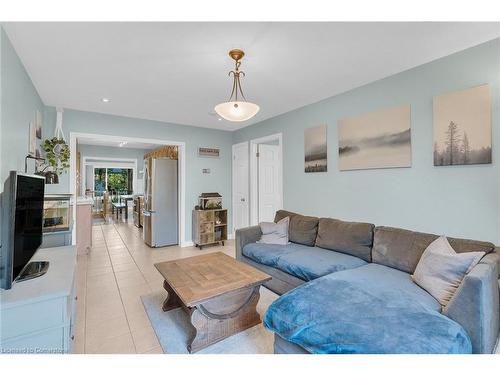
[264,264,471,354]
[372,226,495,274]
[494,248,500,279]
[289,215,319,246]
[274,209,298,223]
[315,218,374,262]
[273,210,319,246]
[275,247,367,281]
[242,242,308,268]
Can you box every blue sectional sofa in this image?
[235,210,500,354]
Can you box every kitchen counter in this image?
[75,196,93,205]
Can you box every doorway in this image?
[249,133,283,225]
[81,157,138,221]
[232,142,249,231]
[69,132,187,246]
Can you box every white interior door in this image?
[232,142,249,231]
[258,144,281,223]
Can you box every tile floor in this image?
[73,215,235,354]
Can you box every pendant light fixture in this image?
[214,49,259,122]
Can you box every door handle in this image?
[143,209,156,216]
[241,198,246,202]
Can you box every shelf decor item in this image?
[198,192,222,210]
[42,194,72,233]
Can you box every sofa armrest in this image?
[493,247,500,278]
[235,225,262,261]
[443,253,499,353]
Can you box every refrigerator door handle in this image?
[143,209,156,217]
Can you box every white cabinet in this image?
[0,246,77,354]
[76,199,93,255]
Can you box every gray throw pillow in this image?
[258,217,290,245]
[412,236,484,306]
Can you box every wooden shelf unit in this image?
[193,209,228,249]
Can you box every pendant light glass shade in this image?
[214,101,260,122]
[215,49,259,122]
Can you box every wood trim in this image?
[143,145,178,160]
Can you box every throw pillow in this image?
[258,217,289,245]
[412,236,484,306]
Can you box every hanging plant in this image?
[42,137,70,174]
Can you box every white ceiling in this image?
[77,137,157,150]
[4,22,500,131]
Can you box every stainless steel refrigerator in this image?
[143,157,178,247]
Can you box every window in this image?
[94,168,133,194]
[94,168,106,191]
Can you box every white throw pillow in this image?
[412,236,484,306]
[257,217,289,245]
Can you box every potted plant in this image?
[36,137,70,183]
[42,137,70,173]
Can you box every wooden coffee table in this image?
[154,252,271,353]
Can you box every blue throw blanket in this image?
[263,265,472,354]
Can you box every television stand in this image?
[15,261,49,283]
[1,246,76,353]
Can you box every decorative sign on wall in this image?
[198,147,220,158]
[338,104,412,171]
[433,84,492,166]
[304,124,328,173]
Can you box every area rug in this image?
[141,286,278,354]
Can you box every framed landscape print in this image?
[29,121,36,156]
[304,124,327,173]
[433,84,491,166]
[36,110,42,139]
[338,104,412,171]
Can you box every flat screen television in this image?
[1,171,46,290]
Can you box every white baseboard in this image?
[181,235,233,248]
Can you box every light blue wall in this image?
[0,27,44,186]
[0,26,45,250]
[43,107,233,243]
[233,38,500,244]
